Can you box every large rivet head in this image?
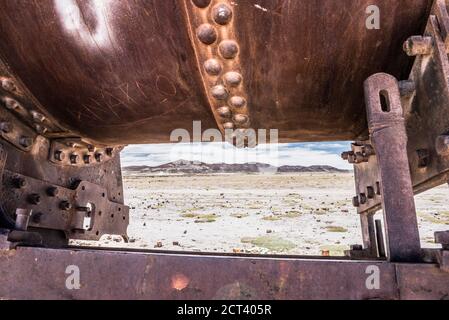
[196,24,217,45]
[224,72,243,87]
[213,4,233,25]
[1,78,17,93]
[0,122,12,133]
[211,85,229,100]
[217,106,232,118]
[3,97,20,110]
[19,136,33,148]
[192,0,211,8]
[219,40,239,59]
[233,114,249,125]
[229,96,246,108]
[31,111,46,123]
[204,59,222,76]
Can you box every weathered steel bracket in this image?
[1,170,129,242]
[343,0,449,263]
[363,74,422,262]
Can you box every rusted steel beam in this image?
[364,73,421,262]
[0,246,448,300]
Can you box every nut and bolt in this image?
[59,201,72,211]
[31,212,44,224]
[28,193,41,205]
[403,36,433,56]
[436,135,449,156]
[350,244,364,251]
[13,177,27,189]
[399,80,416,97]
[106,148,114,157]
[70,154,79,164]
[352,196,360,207]
[95,153,103,162]
[54,150,65,161]
[19,136,33,148]
[367,186,376,199]
[359,193,367,205]
[46,187,59,197]
[83,154,92,164]
[0,121,12,133]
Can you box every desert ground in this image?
[74,173,449,256]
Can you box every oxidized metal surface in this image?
[0,0,432,144]
[348,0,449,215]
[0,245,449,300]
[364,73,421,262]
[184,0,251,133]
[0,136,128,243]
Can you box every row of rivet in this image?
[190,0,250,132]
[49,139,120,167]
[0,76,51,135]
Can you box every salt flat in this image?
[74,173,449,256]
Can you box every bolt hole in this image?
[379,90,391,112]
[96,231,99,236]
[82,186,85,191]
[99,211,102,216]
[118,207,122,212]
[111,214,114,219]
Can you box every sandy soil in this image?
[73,173,449,256]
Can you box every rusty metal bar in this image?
[364,73,421,262]
[0,245,448,300]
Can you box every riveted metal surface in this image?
[0,0,432,144]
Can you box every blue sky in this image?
[121,142,352,169]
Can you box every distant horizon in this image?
[121,142,353,170]
[122,158,352,170]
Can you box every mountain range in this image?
[123,160,349,174]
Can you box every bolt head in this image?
[352,196,360,207]
[105,148,114,157]
[19,136,33,148]
[70,154,79,164]
[403,36,433,56]
[95,153,103,162]
[54,150,65,161]
[13,177,27,189]
[367,186,375,199]
[28,194,41,205]
[359,193,367,205]
[60,201,72,211]
[1,78,17,92]
[0,122,12,133]
[47,187,59,197]
[83,154,92,164]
